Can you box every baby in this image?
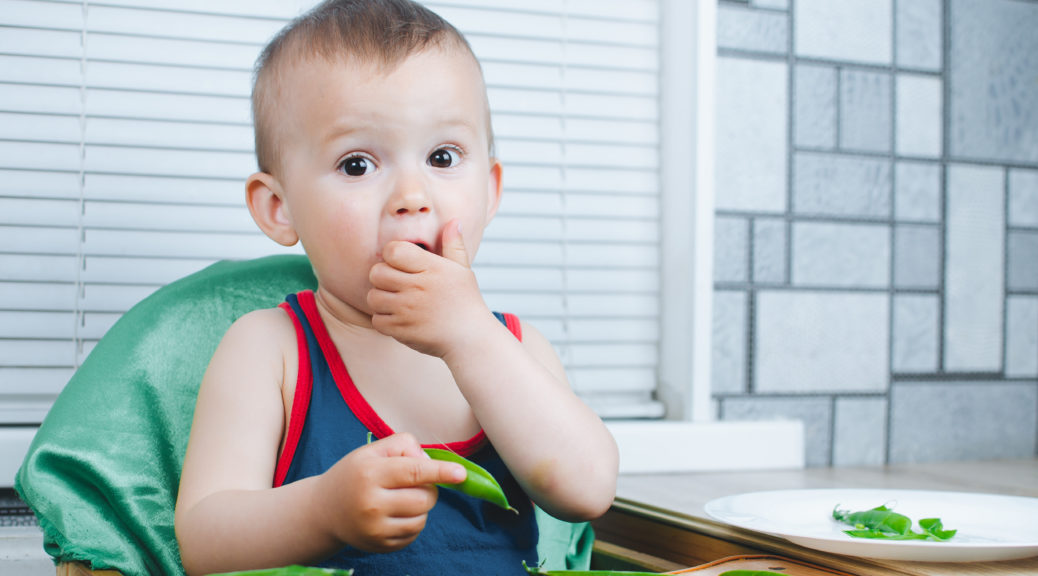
[174,1,618,574]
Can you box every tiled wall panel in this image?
[889,382,1038,463]
[755,291,888,394]
[944,164,1005,373]
[715,0,1038,466]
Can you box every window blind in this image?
[0,0,663,450]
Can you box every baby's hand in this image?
[318,433,465,553]
[367,219,496,358]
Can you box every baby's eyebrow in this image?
[320,119,371,145]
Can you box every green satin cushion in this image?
[15,255,591,575]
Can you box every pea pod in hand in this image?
[364,433,517,514]
[424,447,517,514]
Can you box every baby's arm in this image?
[450,316,619,522]
[368,223,619,522]
[174,309,464,576]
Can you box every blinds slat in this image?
[0,367,73,395]
[566,243,657,267]
[0,340,75,367]
[92,0,312,19]
[570,368,657,392]
[565,193,660,218]
[566,269,659,292]
[79,283,158,313]
[0,255,78,282]
[0,282,77,311]
[0,26,83,58]
[0,311,75,339]
[0,82,81,115]
[0,169,80,198]
[474,241,564,266]
[85,89,251,124]
[86,5,283,45]
[0,141,80,171]
[83,145,255,179]
[474,267,565,292]
[83,201,255,233]
[80,256,218,285]
[0,112,81,143]
[0,54,81,86]
[83,174,244,205]
[0,198,80,227]
[568,320,659,342]
[86,33,260,70]
[0,0,84,30]
[85,61,252,97]
[81,229,301,259]
[85,117,254,151]
[0,226,79,255]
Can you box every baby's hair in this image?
[251,0,489,175]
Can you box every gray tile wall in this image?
[712,0,1038,466]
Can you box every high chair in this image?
[15,255,592,575]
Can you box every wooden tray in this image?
[671,554,859,576]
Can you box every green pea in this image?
[424,447,517,514]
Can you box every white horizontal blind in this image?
[0,0,662,438]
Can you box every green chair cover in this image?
[15,255,592,575]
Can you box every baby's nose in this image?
[390,179,431,215]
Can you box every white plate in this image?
[704,489,1038,562]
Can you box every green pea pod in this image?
[521,563,783,576]
[424,447,518,514]
[833,504,956,542]
[832,504,912,535]
[522,560,659,575]
[211,565,353,575]
[918,517,958,541]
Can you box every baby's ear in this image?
[246,172,299,247]
[485,159,503,223]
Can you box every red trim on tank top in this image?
[273,301,313,488]
[502,313,522,340]
[283,290,524,460]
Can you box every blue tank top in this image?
[274,290,538,575]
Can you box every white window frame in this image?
[606,0,803,473]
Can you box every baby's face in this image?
[272,46,500,315]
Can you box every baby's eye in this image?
[428,147,460,169]
[339,155,372,177]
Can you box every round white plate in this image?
[704,489,1038,562]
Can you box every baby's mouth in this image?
[412,241,431,252]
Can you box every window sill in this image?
[606,420,805,474]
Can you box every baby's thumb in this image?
[442,219,469,267]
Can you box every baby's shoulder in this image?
[219,305,298,354]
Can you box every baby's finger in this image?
[381,240,430,274]
[383,456,466,489]
[385,484,440,518]
[366,432,427,459]
[372,516,431,552]
[356,515,429,553]
[440,219,470,267]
